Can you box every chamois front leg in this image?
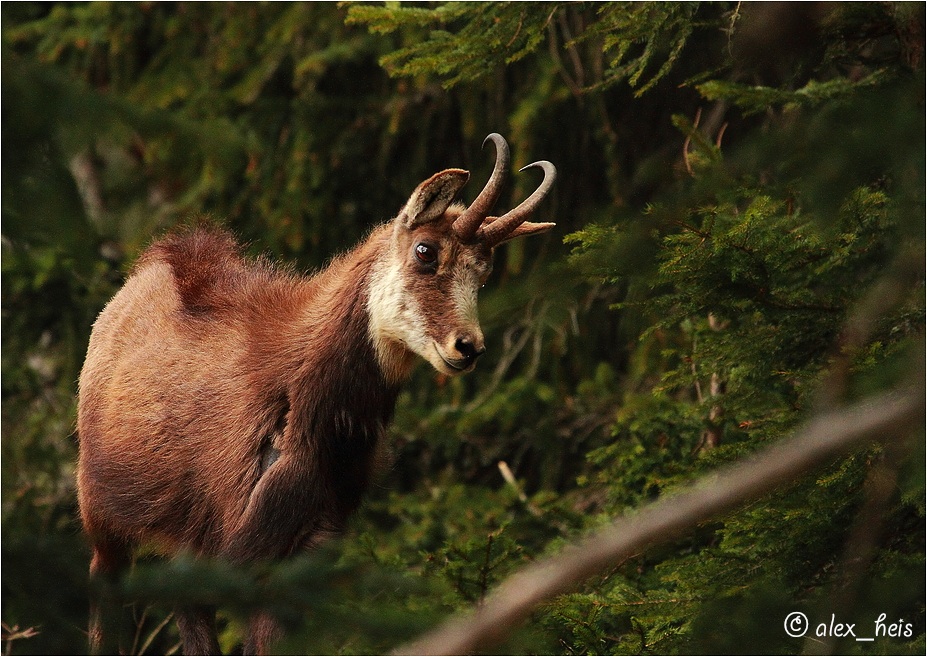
[222,454,327,564]
[220,454,329,655]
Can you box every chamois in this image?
[76,133,555,654]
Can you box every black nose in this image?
[455,336,486,364]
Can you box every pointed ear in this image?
[485,220,556,245]
[398,169,470,228]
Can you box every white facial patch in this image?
[451,262,481,329]
[367,251,432,380]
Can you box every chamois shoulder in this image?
[137,225,282,316]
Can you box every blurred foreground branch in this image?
[397,386,924,655]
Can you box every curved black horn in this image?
[479,160,556,245]
[453,133,510,241]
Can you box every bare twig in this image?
[130,604,149,655]
[547,21,583,98]
[557,9,585,88]
[723,2,744,56]
[682,107,702,176]
[69,149,105,224]
[1,623,40,656]
[396,387,923,655]
[497,461,528,503]
[700,313,726,451]
[138,612,175,656]
[691,332,704,404]
[715,122,728,149]
[464,300,546,413]
[505,11,524,49]
[498,461,543,517]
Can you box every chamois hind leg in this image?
[244,611,282,656]
[175,604,221,655]
[88,534,132,655]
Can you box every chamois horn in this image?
[453,133,510,241]
[479,160,557,246]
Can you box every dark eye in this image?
[415,243,437,265]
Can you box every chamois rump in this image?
[76,133,556,654]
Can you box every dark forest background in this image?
[2,2,924,654]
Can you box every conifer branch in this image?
[396,387,924,655]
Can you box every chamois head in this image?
[368,133,556,379]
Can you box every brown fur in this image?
[77,138,555,655]
[79,225,400,652]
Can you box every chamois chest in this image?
[251,280,400,524]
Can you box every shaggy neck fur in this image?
[280,227,410,521]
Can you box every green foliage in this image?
[696,72,887,116]
[348,2,724,96]
[554,3,924,647]
[584,2,704,95]
[3,1,924,655]
[347,3,553,87]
